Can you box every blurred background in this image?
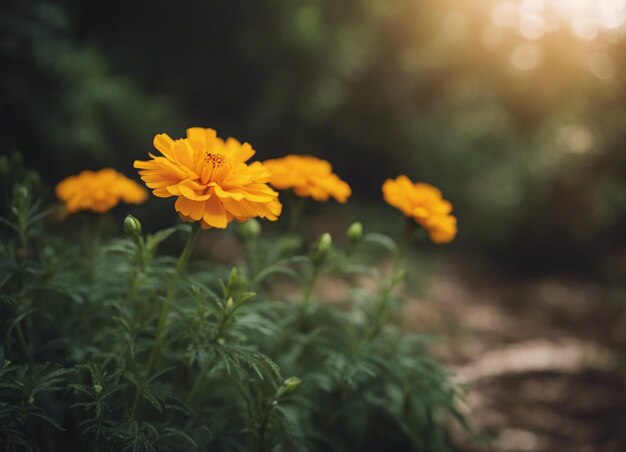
[1,0,625,450]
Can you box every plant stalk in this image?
[130,223,200,418]
[297,264,320,323]
[289,194,305,235]
[359,222,409,351]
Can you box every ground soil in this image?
[401,259,626,452]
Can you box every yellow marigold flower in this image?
[134,128,282,229]
[56,168,148,214]
[263,155,351,203]
[382,175,457,244]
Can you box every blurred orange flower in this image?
[134,128,281,229]
[382,175,457,244]
[263,155,351,203]
[56,169,147,214]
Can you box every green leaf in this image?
[363,233,398,254]
[26,406,65,430]
[162,427,198,448]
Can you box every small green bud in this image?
[217,337,226,345]
[346,222,363,243]
[227,267,239,288]
[124,214,142,236]
[283,376,301,392]
[225,267,242,298]
[312,233,332,266]
[225,297,235,313]
[237,219,261,239]
[277,376,301,398]
[14,185,29,205]
[93,384,103,394]
[318,233,332,251]
[28,395,34,404]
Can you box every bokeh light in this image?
[557,124,595,154]
[491,0,626,39]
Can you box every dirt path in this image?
[402,260,626,452]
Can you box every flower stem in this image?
[212,310,231,343]
[289,194,305,235]
[185,367,207,404]
[257,404,272,452]
[302,265,320,306]
[185,351,218,404]
[86,214,102,282]
[130,223,200,418]
[127,235,145,306]
[296,264,321,327]
[13,226,32,363]
[359,224,409,351]
[244,237,259,280]
[147,223,200,368]
[128,269,140,305]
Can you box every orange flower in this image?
[382,175,457,244]
[56,169,147,214]
[263,155,351,203]
[134,128,282,229]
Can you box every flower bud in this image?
[93,384,103,394]
[312,233,332,266]
[237,219,261,239]
[124,214,142,237]
[277,376,301,398]
[346,222,363,243]
[226,267,239,292]
[225,297,235,313]
[14,185,29,206]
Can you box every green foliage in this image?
[0,161,467,450]
[0,362,72,451]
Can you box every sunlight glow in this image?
[492,0,626,40]
[511,42,543,70]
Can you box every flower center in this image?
[196,151,230,184]
[204,152,227,168]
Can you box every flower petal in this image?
[153,133,175,160]
[179,183,211,201]
[202,195,228,228]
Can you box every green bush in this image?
[0,156,466,451]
